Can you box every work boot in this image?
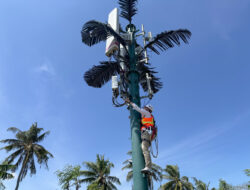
[141,167,151,173]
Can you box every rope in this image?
[150,133,158,158]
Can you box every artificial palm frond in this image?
[118,0,138,23]
[137,63,163,93]
[84,61,120,88]
[81,20,127,48]
[144,29,192,54]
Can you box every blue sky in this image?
[0,0,250,189]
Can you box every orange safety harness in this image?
[141,114,157,141]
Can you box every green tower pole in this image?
[127,24,148,190]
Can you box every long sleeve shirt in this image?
[130,103,151,118]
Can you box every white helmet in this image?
[145,104,153,112]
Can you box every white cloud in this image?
[34,59,55,76]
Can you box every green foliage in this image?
[160,165,193,190]
[0,122,53,190]
[87,182,101,190]
[192,177,209,190]
[0,162,15,180]
[218,179,233,190]
[244,169,250,189]
[56,165,83,190]
[244,169,250,177]
[80,154,121,190]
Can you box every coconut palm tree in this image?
[218,179,233,190]
[192,177,209,190]
[81,0,191,93]
[160,165,193,190]
[122,151,162,189]
[0,162,15,180]
[56,165,84,190]
[80,154,121,190]
[0,122,53,190]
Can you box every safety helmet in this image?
[144,104,153,112]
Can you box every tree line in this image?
[0,123,249,190]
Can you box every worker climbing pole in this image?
[125,99,157,173]
[80,0,191,189]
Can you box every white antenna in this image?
[105,8,119,57]
[120,44,127,71]
[112,76,119,98]
[142,24,149,64]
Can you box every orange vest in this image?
[141,115,157,141]
[141,115,154,127]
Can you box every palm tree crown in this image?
[81,0,191,95]
[192,177,209,190]
[80,154,121,190]
[56,165,83,190]
[218,179,233,190]
[0,122,53,190]
[160,165,193,190]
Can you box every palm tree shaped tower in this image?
[81,0,191,189]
